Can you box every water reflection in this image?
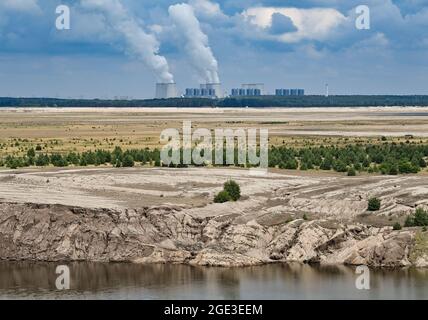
[0,261,427,300]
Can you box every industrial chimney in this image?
[201,83,224,98]
[155,83,178,99]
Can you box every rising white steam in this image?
[81,0,174,83]
[169,3,220,84]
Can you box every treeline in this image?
[1,147,160,169]
[2,95,428,108]
[269,143,428,175]
[217,95,428,108]
[0,97,215,108]
[1,143,427,176]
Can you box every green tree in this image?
[122,155,134,167]
[224,180,241,201]
[334,160,347,173]
[214,191,231,203]
[368,197,381,211]
[320,156,333,170]
[285,159,298,170]
[27,148,36,158]
[393,222,402,231]
[406,208,428,227]
[414,208,428,226]
[347,167,357,176]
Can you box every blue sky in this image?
[0,0,428,98]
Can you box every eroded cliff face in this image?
[1,202,426,268]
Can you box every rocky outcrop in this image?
[1,202,427,268]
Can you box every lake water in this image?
[0,262,427,300]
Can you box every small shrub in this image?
[303,213,309,221]
[122,155,134,167]
[27,148,35,158]
[405,208,428,227]
[414,208,428,226]
[388,166,398,175]
[334,161,348,173]
[347,167,356,176]
[214,191,231,203]
[224,180,241,201]
[393,222,402,231]
[368,197,381,211]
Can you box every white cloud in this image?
[189,0,228,20]
[0,0,40,12]
[242,7,346,43]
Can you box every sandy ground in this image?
[0,107,427,223]
[1,107,427,137]
[0,106,427,158]
[0,167,426,226]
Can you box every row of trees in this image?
[269,143,428,175]
[1,147,161,169]
[2,95,428,108]
[1,142,427,175]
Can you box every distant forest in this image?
[1,95,428,108]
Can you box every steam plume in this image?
[81,0,174,83]
[169,3,220,83]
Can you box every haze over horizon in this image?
[0,0,427,99]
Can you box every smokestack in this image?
[156,83,178,99]
[202,83,223,98]
[169,3,220,84]
[81,0,174,83]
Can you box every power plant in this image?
[184,83,224,98]
[155,82,306,99]
[275,88,305,96]
[155,83,178,99]
[231,84,265,97]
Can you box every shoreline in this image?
[1,164,427,270]
[0,199,426,269]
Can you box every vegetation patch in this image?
[409,231,428,264]
[1,143,428,177]
[393,222,402,231]
[405,208,428,227]
[214,180,241,204]
[368,197,381,211]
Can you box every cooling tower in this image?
[201,83,223,98]
[242,83,265,95]
[155,83,178,99]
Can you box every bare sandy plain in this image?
[0,167,427,224]
[1,106,428,157]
